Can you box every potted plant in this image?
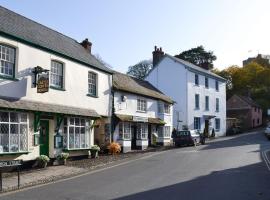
[108,142,121,156]
[90,145,100,158]
[57,152,69,165]
[37,155,50,168]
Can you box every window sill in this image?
[87,94,99,98]
[136,110,147,113]
[0,151,29,156]
[63,148,91,151]
[0,75,19,81]
[50,86,66,91]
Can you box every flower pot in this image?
[90,149,98,158]
[38,161,48,168]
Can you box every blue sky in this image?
[1,0,270,72]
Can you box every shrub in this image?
[90,145,101,151]
[37,155,50,168]
[57,152,69,160]
[108,142,121,155]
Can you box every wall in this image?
[0,36,112,117]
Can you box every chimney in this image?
[152,46,164,67]
[80,38,92,54]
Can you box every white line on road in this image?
[262,150,270,171]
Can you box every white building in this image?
[146,47,226,136]
[112,72,173,152]
[0,6,112,161]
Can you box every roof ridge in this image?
[0,6,80,44]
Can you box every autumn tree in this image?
[175,46,217,70]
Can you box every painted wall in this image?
[0,36,112,117]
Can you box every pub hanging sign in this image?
[32,66,50,93]
[37,73,49,93]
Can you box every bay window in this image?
[0,111,28,153]
[63,117,90,149]
[118,122,131,140]
[137,123,148,139]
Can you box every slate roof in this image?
[113,72,174,104]
[163,54,226,81]
[237,95,261,108]
[0,96,100,118]
[0,6,112,74]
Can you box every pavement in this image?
[1,130,270,200]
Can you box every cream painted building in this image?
[0,6,112,161]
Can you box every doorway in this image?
[131,124,137,150]
[39,120,49,156]
[204,120,209,137]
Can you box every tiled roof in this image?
[113,72,174,104]
[237,95,261,108]
[0,96,100,118]
[0,6,112,74]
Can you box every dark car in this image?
[173,130,205,147]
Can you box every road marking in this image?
[262,150,270,171]
[0,150,167,197]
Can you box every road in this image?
[2,130,270,200]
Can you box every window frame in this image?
[88,71,98,97]
[215,118,220,131]
[137,98,147,112]
[50,60,64,89]
[195,94,200,109]
[118,122,131,140]
[136,123,148,139]
[194,117,201,130]
[216,98,220,112]
[0,43,16,79]
[205,96,209,111]
[215,80,219,91]
[0,111,28,154]
[195,74,199,86]
[164,103,171,114]
[205,77,209,88]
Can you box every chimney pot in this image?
[80,38,92,54]
[152,46,164,67]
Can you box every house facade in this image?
[227,95,263,130]
[145,47,227,137]
[0,6,112,161]
[112,72,173,152]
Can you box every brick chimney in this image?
[80,38,92,54]
[152,46,164,67]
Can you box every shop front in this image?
[114,114,166,153]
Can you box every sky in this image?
[1,0,270,72]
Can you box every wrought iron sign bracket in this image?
[32,66,49,87]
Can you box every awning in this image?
[115,114,165,125]
[0,96,100,118]
[203,115,216,120]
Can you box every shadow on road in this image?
[114,162,270,200]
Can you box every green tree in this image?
[127,60,153,79]
[175,46,217,70]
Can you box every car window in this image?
[176,131,190,136]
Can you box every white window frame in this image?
[118,122,131,140]
[164,103,171,114]
[158,101,163,113]
[50,60,64,89]
[0,111,28,153]
[195,74,199,85]
[216,98,219,112]
[0,44,16,78]
[215,118,220,131]
[205,77,209,88]
[205,96,209,111]
[215,80,219,91]
[194,117,201,130]
[137,98,147,112]
[137,123,148,139]
[88,71,98,97]
[63,117,90,150]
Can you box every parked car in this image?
[173,130,205,147]
[264,125,270,140]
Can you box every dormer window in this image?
[0,44,15,78]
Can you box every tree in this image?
[127,60,153,79]
[93,54,113,69]
[175,46,217,70]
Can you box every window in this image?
[0,111,28,153]
[137,123,148,139]
[215,80,219,91]
[257,118,260,124]
[88,72,97,96]
[195,74,199,85]
[51,61,64,88]
[158,102,163,113]
[205,96,209,110]
[164,104,171,114]
[205,77,209,88]
[195,94,200,109]
[215,118,220,131]
[118,122,131,140]
[137,99,147,112]
[63,117,90,149]
[194,117,201,130]
[216,98,219,112]
[158,126,171,138]
[0,44,15,77]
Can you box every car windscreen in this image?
[176,131,190,137]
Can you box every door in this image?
[39,120,49,156]
[148,124,152,146]
[204,120,209,137]
[131,124,137,150]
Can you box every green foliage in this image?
[90,145,101,151]
[57,152,69,160]
[37,155,50,163]
[175,46,217,70]
[127,60,153,79]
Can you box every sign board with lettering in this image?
[37,73,49,93]
[0,160,23,168]
[133,116,148,123]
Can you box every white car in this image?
[265,126,270,139]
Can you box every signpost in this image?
[0,160,23,192]
[37,73,49,93]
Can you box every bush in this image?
[37,155,50,168]
[108,142,121,155]
[90,145,101,151]
[57,152,69,160]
